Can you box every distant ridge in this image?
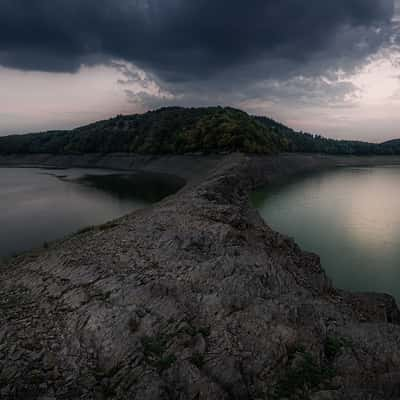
[381,139,400,146]
[0,106,399,156]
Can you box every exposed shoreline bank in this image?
[0,153,224,181]
[1,152,400,399]
[2,152,400,183]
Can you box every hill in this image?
[0,107,283,155]
[381,139,400,153]
[255,116,392,155]
[0,106,399,156]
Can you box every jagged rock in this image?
[0,153,400,399]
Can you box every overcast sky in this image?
[1,0,400,142]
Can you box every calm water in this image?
[252,166,400,301]
[0,167,183,258]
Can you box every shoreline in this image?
[2,151,400,183]
[0,153,225,181]
[1,152,400,398]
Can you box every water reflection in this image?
[75,172,184,203]
[0,167,184,258]
[252,166,400,301]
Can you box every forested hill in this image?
[380,139,400,154]
[0,107,283,155]
[0,106,399,156]
[254,116,395,155]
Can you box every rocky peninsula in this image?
[1,152,400,399]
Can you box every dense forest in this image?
[254,116,395,155]
[0,106,398,156]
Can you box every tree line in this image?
[0,106,398,156]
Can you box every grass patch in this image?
[155,354,177,372]
[189,352,205,369]
[141,324,210,373]
[142,335,167,358]
[98,221,119,231]
[324,336,353,361]
[180,322,211,338]
[76,221,119,236]
[141,334,176,373]
[77,225,95,235]
[0,256,12,266]
[198,326,211,337]
[273,347,335,399]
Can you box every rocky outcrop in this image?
[1,153,400,399]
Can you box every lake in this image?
[252,165,400,301]
[0,167,184,258]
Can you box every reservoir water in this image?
[252,166,400,301]
[0,167,183,258]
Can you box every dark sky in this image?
[0,0,399,141]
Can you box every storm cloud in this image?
[0,0,395,81]
[1,0,400,142]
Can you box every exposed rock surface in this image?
[1,153,400,399]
